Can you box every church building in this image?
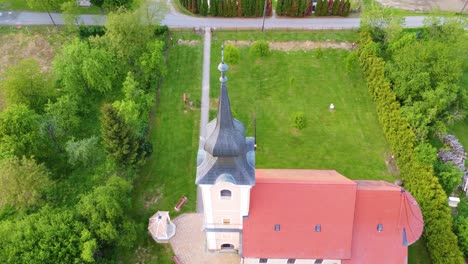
[195,49,424,264]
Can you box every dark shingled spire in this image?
[196,46,255,186]
[204,46,245,157]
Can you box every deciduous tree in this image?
[0,104,43,159]
[77,176,136,246]
[0,58,54,112]
[0,156,51,210]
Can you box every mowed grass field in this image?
[210,44,394,181]
[121,41,202,263]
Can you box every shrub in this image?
[154,25,169,37]
[314,48,324,58]
[455,216,468,256]
[79,25,106,39]
[224,44,240,64]
[344,51,357,72]
[290,112,306,130]
[250,40,270,57]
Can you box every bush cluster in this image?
[224,44,240,64]
[289,112,306,130]
[180,0,272,17]
[357,31,464,264]
[78,25,106,39]
[250,40,270,57]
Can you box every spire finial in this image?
[218,44,228,83]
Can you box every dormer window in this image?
[220,189,232,200]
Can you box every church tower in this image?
[196,47,255,252]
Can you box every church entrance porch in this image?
[169,213,240,264]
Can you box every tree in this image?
[331,0,339,15]
[455,216,468,256]
[100,8,154,66]
[435,161,463,196]
[54,39,117,95]
[0,104,43,159]
[43,95,82,153]
[100,104,139,165]
[0,156,51,210]
[386,36,464,139]
[61,0,80,29]
[77,176,136,247]
[136,0,168,24]
[65,136,101,167]
[0,206,93,263]
[137,40,167,89]
[360,3,404,44]
[82,48,117,93]
[0,58,54,112]
[112,73,153,130]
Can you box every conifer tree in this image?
[100,104,139,165]
[343,0,351,16]
[321,0,328,15]
[332,0,339,15]
[338,0,345,15]
[315,0,323,16]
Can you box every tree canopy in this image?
[0,104,43,159]
[0,58,54,112]
[0,156,51,210]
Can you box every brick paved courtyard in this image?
[170,213,240,264]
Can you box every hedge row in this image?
[180,0,272,17]
[315,0,350,17]
[276,0,312,17]
[357,31,464,264]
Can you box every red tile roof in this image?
[243,169,357,259]
[242,171,424,263]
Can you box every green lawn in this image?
[119,42,202,263]
[210,45,393,181]
[1,0,104,14]
[408,238,433,264]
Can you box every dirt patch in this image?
[383,152,400,176]
[0,33,55,74]
[224,40,353,51]
[144,189,163,210]
[210,98,219,110]
[177,39,201,46]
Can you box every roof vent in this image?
[315,224,321,232]
[377,224,383,232]
[274,224,280,231]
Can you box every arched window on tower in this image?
[220,189,232,200]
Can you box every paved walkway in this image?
[196,27,212,214]
[170,213,240,264]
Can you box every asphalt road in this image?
[0,9,428,29]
